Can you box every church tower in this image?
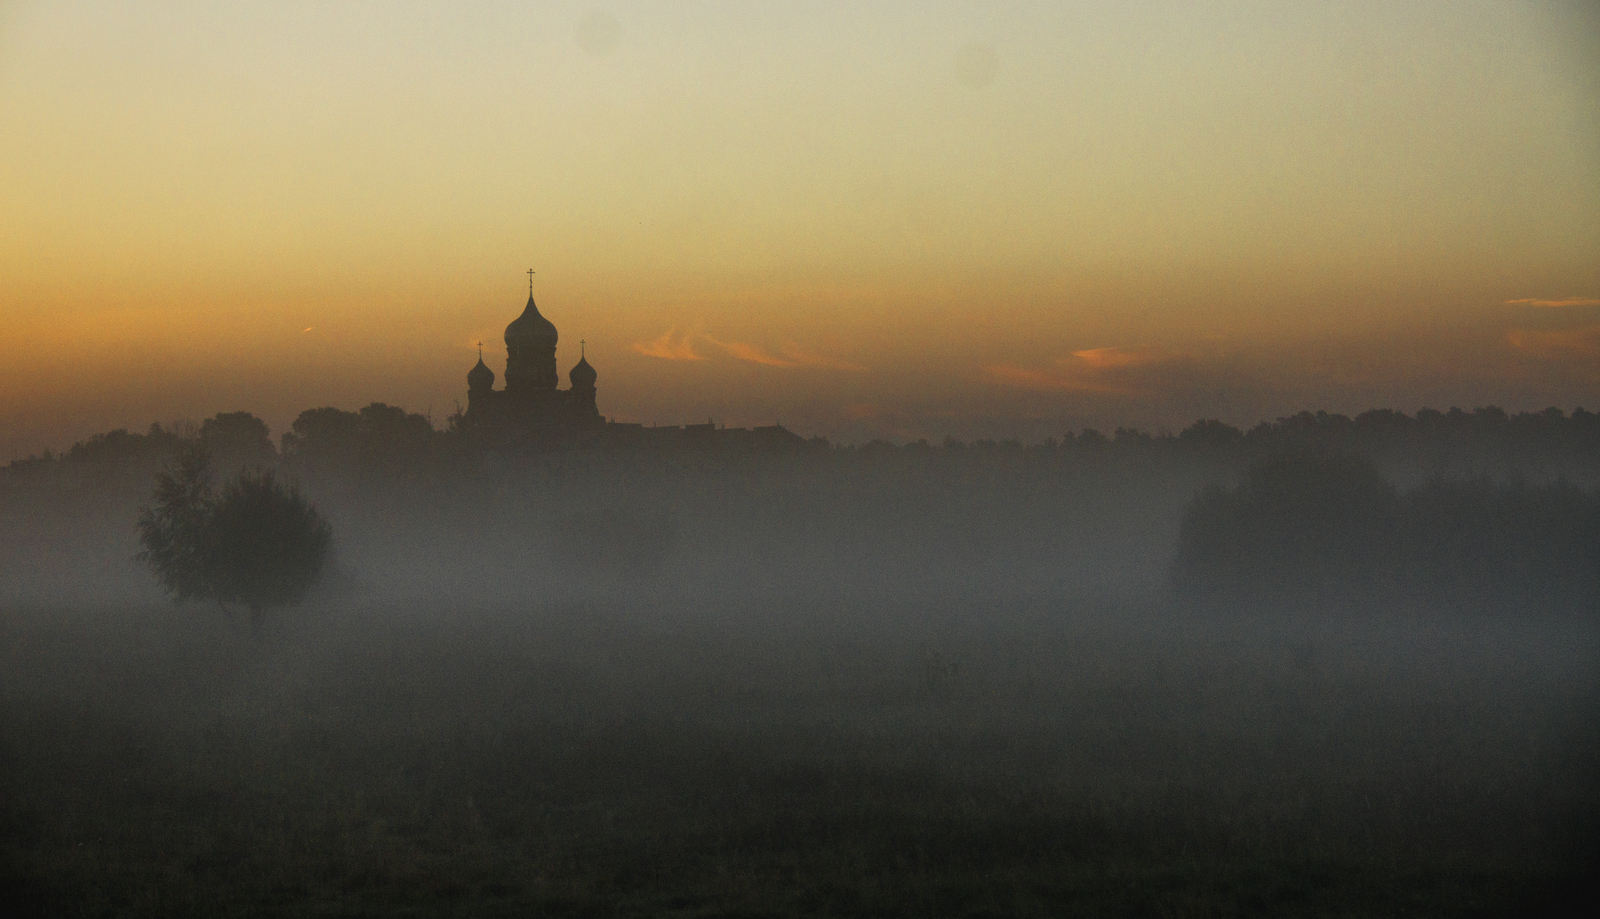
[569,342,599,423]
[466,344,495,412]
[504,272,558,393]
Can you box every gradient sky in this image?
[3,1,1598,457]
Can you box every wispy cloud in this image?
[987,363,1130,394]
[632,329,704,361]
[1504,297,1600,308]
[987,347,1178,394]
[1506,325,1600,362]
[705,336,801,367]
[1066,347,1164,370]
[777,343,868,372]
[644,333,869,370]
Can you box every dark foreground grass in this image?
[2,598,1596,917]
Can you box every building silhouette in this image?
[460,284,604,443]
[462,277,808,451]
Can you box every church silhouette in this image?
[460,276,806,451]
[460,275,604,441]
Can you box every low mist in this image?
[2,405,1596,915]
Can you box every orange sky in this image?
[2,2,1598,457]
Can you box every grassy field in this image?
[3,597,1596,917]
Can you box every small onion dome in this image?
[468,356,495,389]
[505,294,558,346]
[569,354,597,387]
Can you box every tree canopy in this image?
[135,441,215,604]
[137,445,331,627]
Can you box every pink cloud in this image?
[635,327,868,370]
[700,336,868,371]
[778,342,868,372]
[1504,297,1600,308]
[632,329,703,361]
[705,336,802,367]
[1506,325,1600,362]
[987,362,1131,394]
[987,346,1182,394]
[1068,347,1164,370]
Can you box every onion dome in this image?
[569,354,596,387]
[468,355,495,390]
[505,293,558,347]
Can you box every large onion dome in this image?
[505,293,558,347]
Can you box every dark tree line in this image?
[10,404,1598,484]
[1169,450,1600,613]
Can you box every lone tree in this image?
[136,441,215,604]
[138,443,332,628]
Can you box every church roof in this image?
[505,294,558,345]
[468,355,495,388]
[569,354,596,386]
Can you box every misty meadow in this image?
[8,1,1597,914]
[1,405,1596,917]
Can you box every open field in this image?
[3,597,1595,917]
